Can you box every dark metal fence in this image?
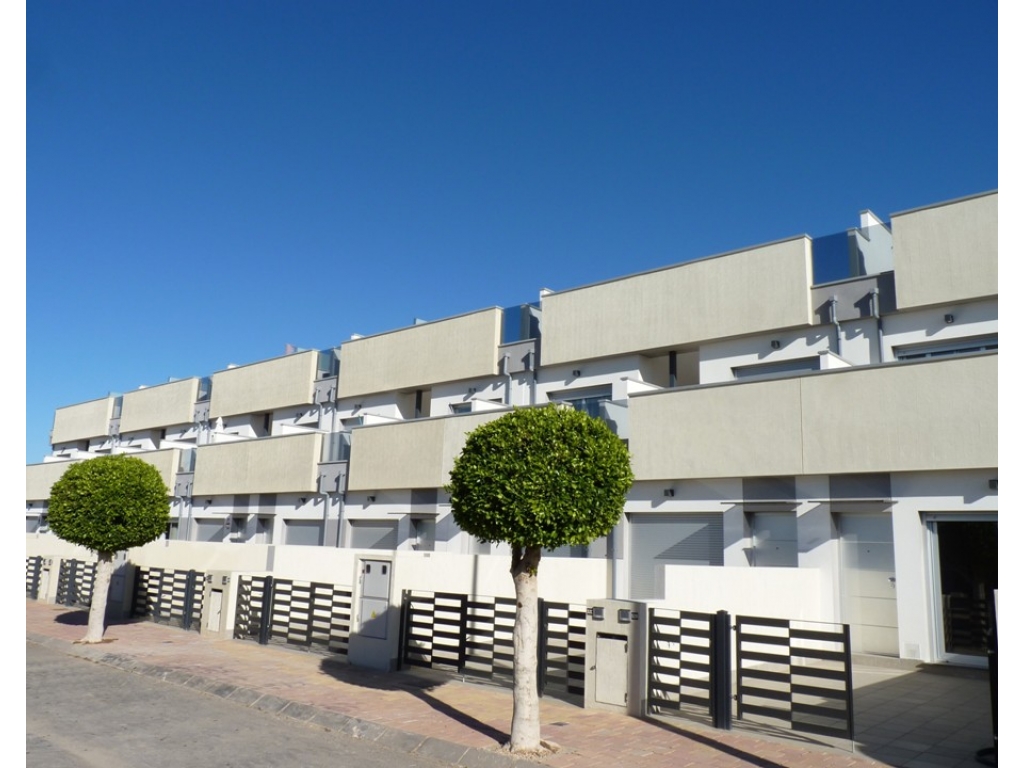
[398,590,586,700]
[735,615,854,739]
[648,608,716,716]
[56,559,96,608]
[26,557,44,599]
[234,575,352,657]
[132,567,204,632]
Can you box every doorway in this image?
[927,516,997,664]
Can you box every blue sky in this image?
[25,1,998,463]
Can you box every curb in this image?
[27,632,546,768]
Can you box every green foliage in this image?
[447,405,634,549]
[48,455,171,554]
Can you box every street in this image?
[27,641,455,768]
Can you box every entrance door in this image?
[927,516,997,664]
[838,513,898,656]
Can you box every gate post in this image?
[537,598,547,698]
[182,569,198,631]
[711,610,732,730]
[458,594,469,674]
[66,560,79,606]
[396,590,410,671]
[258,575,274,645]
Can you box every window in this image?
[284,520,323,547]
[733,357,819,381]
[450,402,472,415]
[894,335,997,361]
[549,385,612,419]
[350,521,398,550]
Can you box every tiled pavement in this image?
[26,600,995,768]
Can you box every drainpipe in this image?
[669,351,678,388]
[870,288,885,363]
[828,296,843,358]
[528,349,538,405]
[335,495,346,548]
[319,491,332,547]
[502,353,512,406]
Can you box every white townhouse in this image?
[28,190,997,667]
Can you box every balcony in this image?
[628,353,996,480]
[193,433,322,496]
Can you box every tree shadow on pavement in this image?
[643,716,792,768]
[318,657,510,747]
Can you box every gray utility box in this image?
[584,599,648,717]
[203,571,236,637]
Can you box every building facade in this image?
[27,191,997,667]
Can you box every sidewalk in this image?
[26,600,897,768]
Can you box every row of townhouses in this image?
[27,190,997,669]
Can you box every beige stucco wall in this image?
[348,410,508,490]
[120,379,200,433]
[801,353,996,474]
[541,238,814,366]
[209,351,317,419]
[51,397,114,445]
[193,434,322,495]
[26,461,80,501]
[630,378,805,479]
[630,353,996,479]
[139,449,181,492]
[892,191,997,310]
[338,309,502,398]
[26,450,178,500]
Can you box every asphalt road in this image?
[26,641,455,768]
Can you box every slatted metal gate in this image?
[26,557,44,599]
[56,559,96,608]
[735,615,854,739]
[399,590,586,700]
[234,575,352,657]
[648,608,716,718]
[132,567,204,632]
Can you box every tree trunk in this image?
[82,552,114,643]
[509,545,542,753]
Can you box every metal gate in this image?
[398,590,586,700]
[132,567,204,632]
[56,559,96,608]
[735,615,854,739]
[234,575,352,657]
[26,557,44,599]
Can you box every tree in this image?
[48,454,171,643]
[446,405,633,753]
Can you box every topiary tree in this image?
[446,405,633,753]
[48,454,171,643]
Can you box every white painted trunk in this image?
[509,546,542,752]
[82,552,114,643]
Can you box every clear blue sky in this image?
[25,1,998,463]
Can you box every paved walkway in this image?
[26,601,992,768]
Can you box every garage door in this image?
[629,513,723,599]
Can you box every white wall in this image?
[889,469,997,663]
[660,564,828,622]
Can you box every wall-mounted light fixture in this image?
[571,369,582,377]
[353,404,362,411]
[205,499,213,507]
[944,314,955,324]
[770,340,781,350]
[299,497,307,505]
[468,387,477,394]
[989,478,998,491]
[663,489,675,497]
[367,495,376,503]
